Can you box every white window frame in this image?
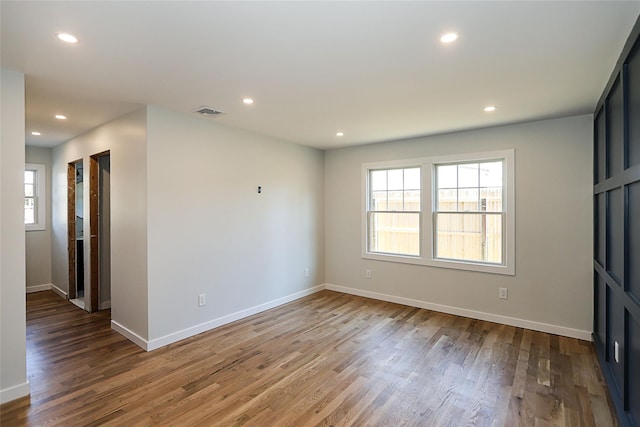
[364,164,422,259]
[25,163,46,231]
[362,150,515,275]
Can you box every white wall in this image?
[25,146,53,290]
[51,108,148,341]
[325,115,593,338]
[145,106,325,345]
[0,68,30,403]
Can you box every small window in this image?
[25,163,46,231]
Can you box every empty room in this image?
[1,1,639,426]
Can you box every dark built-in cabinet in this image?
[594,16,640,427]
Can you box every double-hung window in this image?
[25,163,46,231]
[363,150,514,275]
[434,160,504,264]
[367,167,421,257]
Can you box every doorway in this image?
[90,152,111,311]
[67,152,111,313]
[67,160,84,308]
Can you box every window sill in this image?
[363,252,422,265]
[362,252,514,275]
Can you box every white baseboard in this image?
[111,320,148,351]
[0,380,30,404]
[324,284,592,341]
[51,284,67,299]
[25,283,67,300]
[26,283,53,293]
[145,285,325,351]
[100,300,111,310]
[113,282,590,351]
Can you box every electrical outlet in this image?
[614,341,619,363]
[198,293,206,307]
[499,288,508,299]
[365,269,372,279]
[304,267,309,278]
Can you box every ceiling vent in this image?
[194,106,223,116]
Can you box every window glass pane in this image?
[480,161,502,187]
[369,212,420,256]
[370,170,387,191]
[25,164,46,231]
[387,191,404,211]
[364,152,511,273]
[24,198,35,224]
[435,213,502,264]
[371,191,387,210]
[437,165,457,188]
[437,189,457,211]
[458,188,479,211]
[486,214,503,264]
[25,183,34,197]
[458,163,479,187]
[387,169,403,190]
[404,190,420,211]
[404,168,420,190]
[436,213,482,261]
[480,188,502,212]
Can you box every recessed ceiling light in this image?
[55,114,67,120]
[440,32,458,43]
[336,132,344,137]
[31,131,41,136]
[57,33,78,43]
[242,98,254,105]
[484,105,497,112]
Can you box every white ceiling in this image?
[2,1,639,150]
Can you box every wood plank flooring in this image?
[1,290,618,426]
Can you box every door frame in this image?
[66,160,81,301]
[89,151,110,312]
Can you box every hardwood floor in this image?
[1,290,618,426]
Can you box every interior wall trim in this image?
[111,284,326,352]
[25,283,67,300]
[325,284,592,341]
[0,381,30,405]
[592,13,640,427]
[110,320,148,351]
[51,284,67,299]
[145,285,326,351]
[25,283,53,293]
